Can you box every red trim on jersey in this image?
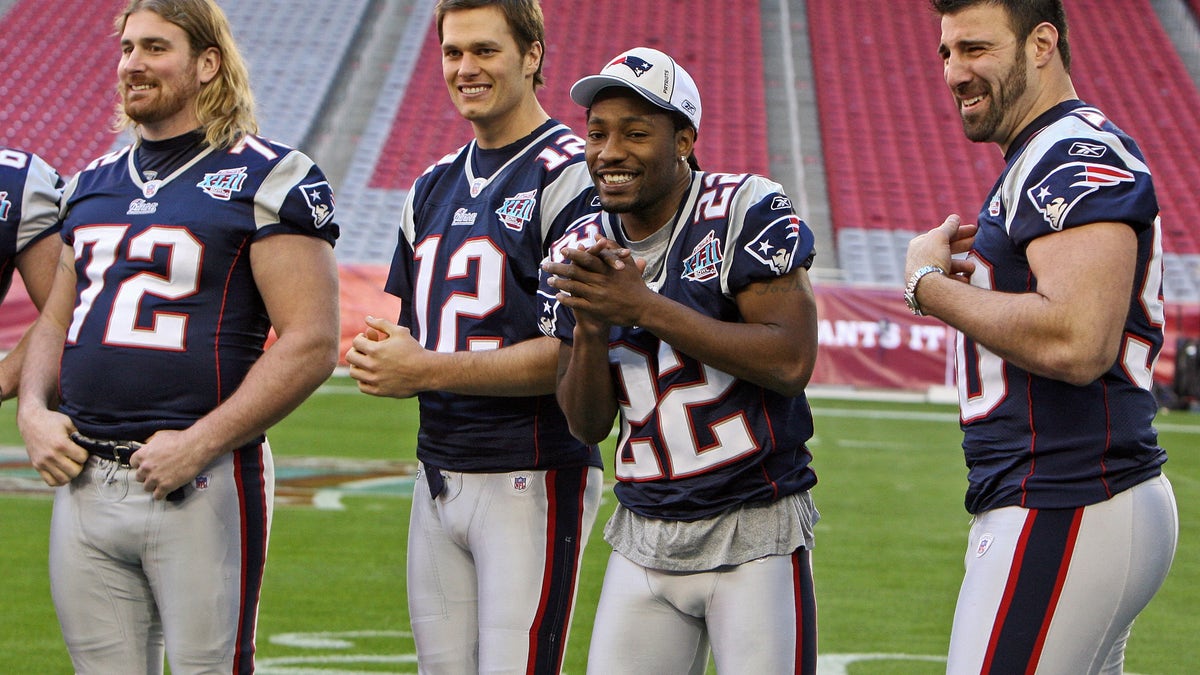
[759,389,782,500]
[981,510,1037,672]
[1100,380,1114,499]
[213,237,251,403]
[1018,375,1037,508]
[1025,508,1084,672]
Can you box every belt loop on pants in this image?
[70,432,186,502]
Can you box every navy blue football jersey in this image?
[0,147,63,300]
[58,136,339,441]
[539,171,818,521]
[958,100,1166,513]
[385,119,601,472]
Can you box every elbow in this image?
[767,349,816,397]
[303,332,341,382]
[569,422,611,446]
[1042,342,1119,387]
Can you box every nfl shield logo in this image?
[513,475,528,492]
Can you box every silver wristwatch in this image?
[904,265,945,316]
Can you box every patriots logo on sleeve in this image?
[0,191,10,221]
[536,288,561,337]
[1026,162,1135,231]
[744,215,801,274]
[299,181,336,228]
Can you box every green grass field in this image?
[1,377,1196,674]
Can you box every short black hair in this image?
[931,0,1071,71]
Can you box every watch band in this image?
[904,265,945,316]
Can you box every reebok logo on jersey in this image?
[770,196,792,211]
[681,230,723,283]
[197,167,248,201]
[0,191,10,221]
[299,181,336,228]
[496,189,537,232]
[1068,142,1107,158]
[1026,162,1135,231]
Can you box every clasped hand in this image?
[542,237,650,329]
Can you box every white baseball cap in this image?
[570,47,702,132]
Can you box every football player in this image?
[540,47,821,674]
[345,1,602,672]
[17,1,340,672]
[0,146,62,404]
[906,1,1177,672]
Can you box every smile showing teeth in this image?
[461,85,487,95]
[130,84,153,91]
[962,94,984,107]
[602,173,635,185]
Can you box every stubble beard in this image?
[962,50,1027,143]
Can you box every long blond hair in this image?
[113,0,257,149]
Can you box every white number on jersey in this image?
[612,341,759,481]
[412,235,506,353]
[68,225,203,350]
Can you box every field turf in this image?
[1,377,1196,673]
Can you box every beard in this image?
[961,49,1028,143]
[124,68,202,126]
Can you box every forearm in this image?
[177,330,338,461]
[16,317,65,410]
[557,334,618,444]
[635,292,816,396]
[916,273,1116,385]
[424,335,560,397]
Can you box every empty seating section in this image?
[340,0,772,263]
[808,0,1200,299]
[221,0,371,148]
[2,0,1197,300]
[806,0,998,246]
[0,0,364,174]
[367,0,771,191]
[0,0,127,174]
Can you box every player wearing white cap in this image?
[540,47,821,674]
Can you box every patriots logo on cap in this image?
[1026,162,1135,231]
[612,54,654,78]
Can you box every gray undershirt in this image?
[604,491,819,572]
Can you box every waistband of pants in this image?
[70,432,185,502]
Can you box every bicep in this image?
[15,234,62,310]
[250,234,339,337]
[1025,221,1136,341]
[735,268,818,352]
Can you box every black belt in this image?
[70,432,185,502]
